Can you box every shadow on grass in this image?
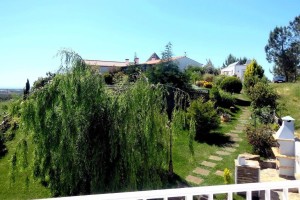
[235,98,251,106]
[162,172,190,189]
[195,132,234,147]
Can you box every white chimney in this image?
[125,59,129,65]
[275,116,295,139]
[134,57,139,64]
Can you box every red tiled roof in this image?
[144,56,185,65]
[84,60,130,67]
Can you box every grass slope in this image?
[271,82,300,135]
[173,106,252,186]
[0,101,51,200]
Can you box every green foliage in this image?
[246,125,277,158]
[0,132,7,157]
[146,61,191,92]
[220,76,242,93]
[253,106,275,124]
[103,72,113,84]
[12,50,195,196]
[210,87,235,108]
[223,168,231,184]
[219,90,236,108]
[243,60,265,93]
[32,72,56,91]
[213,75,226,87]
[222,54,249,68]
[124,65,141,82]
[187,99,220,137]
[203,82,213,88]
[202,73,214,82]
[248,82,278,109]
[184,65,204,84]
[265,15,300,82]
[203,59,219,75]
[23,79,30,100]
[244,60,264,79]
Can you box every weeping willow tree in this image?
[11,50,194,196]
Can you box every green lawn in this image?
[173,106,252,186]
[0,100,51,200]
[271,82,300,135]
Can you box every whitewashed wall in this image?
[174,57,203,71]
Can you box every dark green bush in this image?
[0,132,7,157]
[210,87,221,104]
[220,76,242,93]
[219,90,236,108]
[187,98,220,137]
[103,73,113,85]
[210,87,235,108]
[213,75,227,87]
[248,82,278,109]
[246,125,277,158]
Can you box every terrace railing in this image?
[43,180,300,200]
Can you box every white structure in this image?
[145,53,203,71]
[221,60,251,81]
[272,116,300,177]
[45,180,300,200]
[84,59,135,73]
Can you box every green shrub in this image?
[203,73,214,82]
[220,76,242,93]
[223,168,232,184]
[249,82,278,109]
[103,73,113,84]
[187,98,220,137]
[213,75,227,87]
[245,125,277,158]
[219,90,236,108]
[210,87,221,104]
[203,82,213,88]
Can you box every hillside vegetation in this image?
[272,82,300,135]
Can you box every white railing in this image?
[43,180,300,200]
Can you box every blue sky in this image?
[0,0,299,88]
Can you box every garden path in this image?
[185,107,251,185]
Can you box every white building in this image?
[145,53,203,71]
[221,60,251,81]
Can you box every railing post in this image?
[185,195,193,200]
[282,188,289,200]
[227,192,233,200]
[265,189,271,200]
[208,193,213,200]
[246,190,252,200]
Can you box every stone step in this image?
[232,143,240,148]
[231,137,242,142]
[231,130,242,133]
[186,175,203,185]
[193,167,210,176]
[209,155,223,161]
[201,161,216,168]
[223,147,236,152]
[215,170,224,177]
[216,151,231,156]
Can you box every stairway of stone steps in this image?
[186,107,251,185]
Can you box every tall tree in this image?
[23,79,30,100]
[203,59,219,75]
[161,42,173,62]
[243,60,265,93]
[12,50,194,196]
[222,54,238,68]
[265,15,300,82]
[222,54,248,68]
